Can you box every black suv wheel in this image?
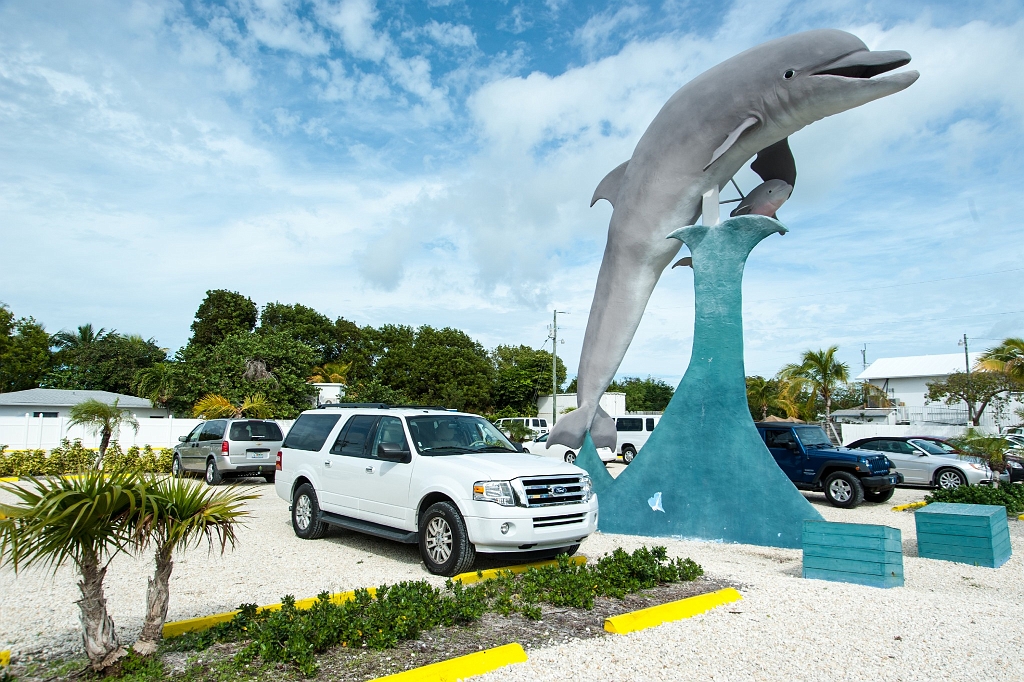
[564,451,577,464]
[823,471,864,508]
[205,458,222,486]
[419,501,476,577]
[292,483,329,540]
[864,487,895,503]
[622,445,637,464]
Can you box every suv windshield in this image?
[407,415,517,455]
[230,421,283,441]
[794,427,833,448]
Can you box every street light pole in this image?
[958,333,972,426]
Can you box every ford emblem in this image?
[552,485,566,494]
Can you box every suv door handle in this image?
[365,465,374,473]
[324,460,331,468]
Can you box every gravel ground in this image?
[2,479,1023,681]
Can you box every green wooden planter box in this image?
[802,521,903,588]
[914,503,1011,568]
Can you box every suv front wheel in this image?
[823,471,864,508]
[419,501,476,577]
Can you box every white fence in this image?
[0,416,296,451]
[839,423,997,447]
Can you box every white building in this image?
[0,388,167,418]
[536,392,626,425]
[857,353,981,409]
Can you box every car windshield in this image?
[794,427,832,448]
[407,415,517,455]
[908,439,951,456]
[535,433,548,443]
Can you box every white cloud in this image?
[422,20,477,48]
[315,0,389,61]
[573,4,646,58]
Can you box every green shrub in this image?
[925,482,1024,514]
[104,444,174,475]
[0,439,174,477]
[167,546,703,675]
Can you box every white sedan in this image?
[522,433,616,464]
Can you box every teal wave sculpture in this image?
[574,214,823,548]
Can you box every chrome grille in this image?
[533,513,586,528]
[520,475,586,507]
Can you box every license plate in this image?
[247,452,269,460]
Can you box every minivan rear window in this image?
[283,414,341,452]
[230,421,283,441]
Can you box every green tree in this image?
[781,346,850,423]
[406,326,494,412]
[45,332,166,395]
[132,477,254,655]
[260,302,337,362]
[978,337,1024,381]
[746,376,799,421]
[332,317,375,384]
[0,470,144,670]
[491,344,566,415]
[135,362,178,407]
[926,371,1019,426]
[68,399,140,467]
[616,376,674,412]
[340,378,408,405]
[192,392,274,419]
[171,330,317,418]
[189,290,257,348]
[0,303,52,392]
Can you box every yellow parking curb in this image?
[1018,513,1023,521]
[0,650,10,667]
[369,643,527,681]
[0,477,18,483]
[162,587,377,638]
[452,555,587,585]
[891,501,927,512]
[603,587,743,635]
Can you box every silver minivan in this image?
[173,419,284,485]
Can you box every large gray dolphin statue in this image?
[548,29,918,451]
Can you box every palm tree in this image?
[746,376,799,421]
[978,337,1024,382]
[781,346,850,424]
[68,399,140,468]
[135,362,177,407]
[52,323,108,352]
[0,470,144,670]
[192,393,274,419]
[308,360,352,384]
[131,476,254,655]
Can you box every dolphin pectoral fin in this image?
[704,117,758,171]
[750,138,797,186]
[591,160,629,207]
[729,204,752,218]
[672,256,693,269]
[591,406,617,450]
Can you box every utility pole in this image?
[861,344,867,407]
[549,311,568,424]
[958,333,972,426]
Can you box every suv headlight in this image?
[581,475,594,502]
[473,480,516,507]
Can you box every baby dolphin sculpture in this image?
[549,29,918,451]
[730,179,793,218]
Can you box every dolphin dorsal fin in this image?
[704,117,758,171]
[751,138,797,186]
[591,161,629,207]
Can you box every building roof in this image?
[0,388,154,409]
[856,353,982,381]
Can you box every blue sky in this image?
[1,0,1022,385]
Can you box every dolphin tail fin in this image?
[546,407,591,450]
[591,406,617,450]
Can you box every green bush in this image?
[925,482,1024,514]
[167,546,703,675]
[0,439,174,477]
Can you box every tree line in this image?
[746,343,1024,426]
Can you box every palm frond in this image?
[240,393,274,419]
[135,476,255,555]
[192,394,238,419]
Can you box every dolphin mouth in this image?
[812,49,911,80]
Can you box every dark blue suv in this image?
[755,423,902,508]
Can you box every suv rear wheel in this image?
[823,471,864,508]
[864,487,895,503]
[292,483,329,540]
[419,501,476,577]
[205,458,222,486]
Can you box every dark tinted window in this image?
[646,418,655,431]
[856,440,882,451]
[616,418,643,432]
[331,415,378,457]
[200,420,226,441]
[229,421,283,441]
[765,429,793,448]
[283,414,341,452]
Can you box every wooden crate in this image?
[915,503,1011,568]
[802,521,904,588]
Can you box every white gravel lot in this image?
[2,478,1022,681]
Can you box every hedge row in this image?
[925,481,1024,515]
[0,439,174,477]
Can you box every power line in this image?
[744,308,1024,333]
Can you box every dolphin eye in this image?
[784,69,796,79]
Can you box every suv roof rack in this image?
[316,403,450,411]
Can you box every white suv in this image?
[274,405,598,576]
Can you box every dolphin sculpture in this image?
[548,29,918,451]
[730,179,793,218]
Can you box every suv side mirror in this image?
[377,442,411,462]
[178,435,187,442]
[785,441,798,451]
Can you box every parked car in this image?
[495,417,549,439]
[522,432,616,464]
[913,435,1023,484]
[173,418,283,485]
[275,405,598,576]
[847,436,994,489]
[615,415,661,463]
[756,422,901,508]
